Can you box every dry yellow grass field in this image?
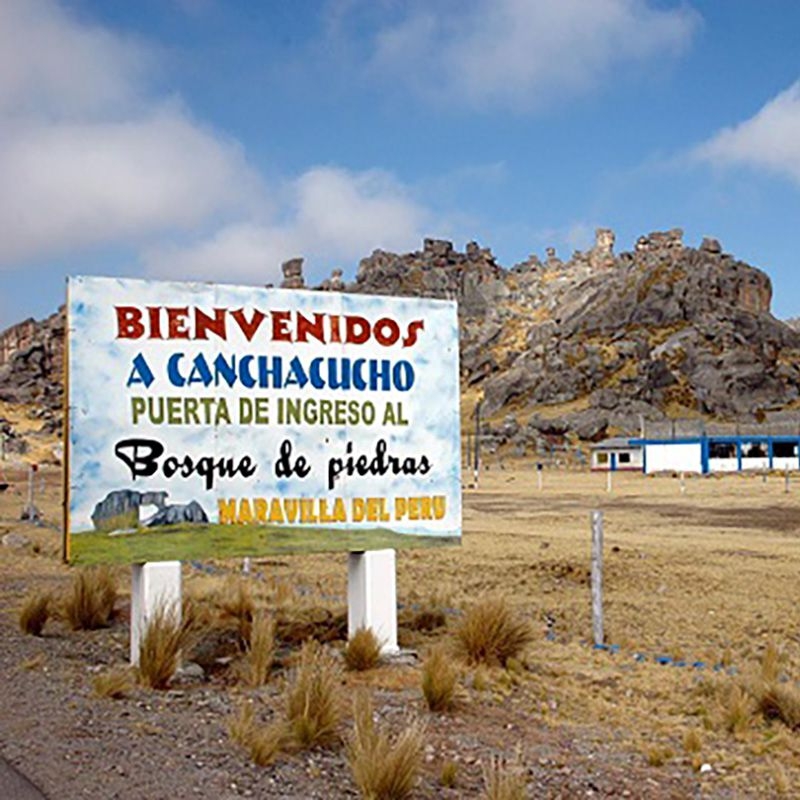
[3,462,800,796]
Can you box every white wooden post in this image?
[591,510,604,647]
[347,549,398,654]
[130,561,182,666]
[606,469,612,493]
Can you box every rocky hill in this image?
[2,228,799,458]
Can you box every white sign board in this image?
[65,276,461,564]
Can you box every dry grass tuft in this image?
[228,701,288,766]
[758,683,800,729]
[761,640,783,683]
[347,692,425,800]
[19,591,51,636]
[63,566,117,630]
[720,684,756,736]
[93,667,135,699]
[345,627,383,672]
[645,744,674,767]
[422,645,460,712]
[482,751,528,800]
[440,760,458,788]
[247,721,287,766]
[237,611,276,687]
[682,728,703,754]
[217,577,255,645]
[772,760,790,795]
[454,596,533,667]
[137,603,196,690]
[285,640,343,748]
[228,702,257,747]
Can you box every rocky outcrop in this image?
[0,228,796,452]
[0,307,65,438]
[347,228,793,440]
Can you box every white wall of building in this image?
[740,457,770,471]
[708,457,738,472]
[644,442,702,474]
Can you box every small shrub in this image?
[482,752,527,800]
[137,603,195,690]
[19,591,51,636]
[345,627,383,672]
[63,567,117,630]
[422,646,460,712]
[285,640,343,748]
[93,668,134,699]
[347,692,425,800]
[440,760,458,788]
[455,596,533,667]
[238,612,276,687]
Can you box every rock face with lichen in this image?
[0,307,65,439]
[347,228,794,444]
[0,228,796,454]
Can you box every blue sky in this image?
[2,0,800,329]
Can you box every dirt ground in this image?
[2,463,800,798]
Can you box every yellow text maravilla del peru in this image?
[218,495,447,525]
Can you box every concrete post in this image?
[130,561,182,666]
[347,549,398,654]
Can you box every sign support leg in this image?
[130,561,182,666]
[347,549,398,654]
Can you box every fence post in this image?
[591,510,604,647]
[473,400,482,487]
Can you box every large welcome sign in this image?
[65,276,461,565]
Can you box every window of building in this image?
[709,441,736,459]
[743,442,766,458]
[773,441,797,458]
[618,452,631,464]
[596,452,609,465]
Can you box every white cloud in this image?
[370,0,699,110]
[0,1,262,268]
[0,0,434,281]
[0,108,260,264]
[693,81,800,185]
[0,0,150,118]
[145,167,428,283]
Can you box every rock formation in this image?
[0,307,65,439]
[349,227,790,446]
[0,227,796,455]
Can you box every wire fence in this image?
[643,418,800,439]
